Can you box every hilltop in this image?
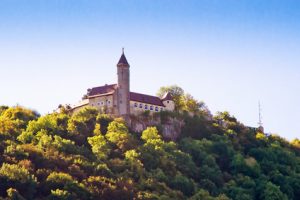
[0,102,299,200]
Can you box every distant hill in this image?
[0,105,299,200]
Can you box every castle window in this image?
[167,101,169,104]
[134,103,138,107]
[145,105,148,110]
[139,103,143,108]
[161,107,163,111]
[97,102,100,105]
[101,101,104,105]
[107,100,111,105]
[155,107,158,111]
[150,105,153,111]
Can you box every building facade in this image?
[71,50,175,115]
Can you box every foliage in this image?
[0,163,37,199]
[88,134,110,159]
[157,85,208,114]
[141,127,161,141]
[0,105,299,199]
[157,85,185,111]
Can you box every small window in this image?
[150,105,153,110]
[97,102,100,105]
[155,107,159,111]
[134,103,138,107]
[161,107,163,111]
[167,101,169,104]
[145,105,148,110]
[139,103,143,108]
[101,101,104,105]
[91,104,94,106]
[107,100,111,104]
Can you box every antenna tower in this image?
[258,101,263,127]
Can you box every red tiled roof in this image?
[87,84,117,96]
[87,84,164,106]
[130,92,165,106]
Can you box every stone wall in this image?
[127,114,184,140]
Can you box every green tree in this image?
[106,120,133,152]
[189,189,214,200]
[260,182,288,200]
[67,107,98,145]
[157,85,185,111]
[169,174,195,196]
[183,93,202,113]
[141,127,161,142]
[88,134,110,159]
[0,163,37,199]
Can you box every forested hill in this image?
[0,105,299,200]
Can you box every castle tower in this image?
[117,48,130,115]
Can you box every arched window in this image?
[160,107,163,111]
[150,105,153,110]
[145,105,148,110]
[134,102,138,107]
[139,103,143,108]
[167,101,169,103]
[155,107,159,111]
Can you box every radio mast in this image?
[258,101,264,132]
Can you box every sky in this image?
[0,0,300,140]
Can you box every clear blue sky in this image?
[1,0,300,140]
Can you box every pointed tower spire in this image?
[117,48,129,66]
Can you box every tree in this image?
[46,172,75,190]
[88,134,110,159]
[189,189,214,200]
[6,188,26,200]
[260,182,288,200]
[46,172,89,200]
[141,127,161,142]
[0,163,37,199]
[105,120,133,152]
[96,114,113,134]
[169,174,195,197]
[48,189,72,200]
[1,106,39,129]
[67,107,98,145]
[83,176,116,199]
[183,93,201,113]
[157,85,185,111]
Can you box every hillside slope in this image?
[0,105,299,200]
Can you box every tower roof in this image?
[161,92,173,101]
[117,48,129,66]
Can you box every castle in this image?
[71,49,175,115]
